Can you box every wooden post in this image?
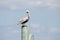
[21,25,29,40]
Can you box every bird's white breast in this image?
[23,16,28,21]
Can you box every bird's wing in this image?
[19,17,28,23]
[19,19,24,23]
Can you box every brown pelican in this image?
[17,9,30,25]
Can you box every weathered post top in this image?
[21,25,29,40]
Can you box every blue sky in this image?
[0,0,60,40]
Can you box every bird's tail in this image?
[17,22,20,25]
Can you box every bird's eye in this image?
[26,9,30,13]
[26,11,29,13]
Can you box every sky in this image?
[0,0,60,40]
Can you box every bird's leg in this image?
[22,24,25,26]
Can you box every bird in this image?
[17,9,30,25]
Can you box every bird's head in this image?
[26,9,30,13]
[26,9,30,18]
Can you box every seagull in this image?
[17,9,30,25]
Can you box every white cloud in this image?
[48,27,60,33]
[30,23,40,33]
[7,27,19,33]
[28,0,60,8]
[30,23,47,34]
[30,23,40,28]
[45,0,60,8]
[28,1,43,7]
[30,23,47,31]
[0,0,60,10]
[0,0,23,10]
